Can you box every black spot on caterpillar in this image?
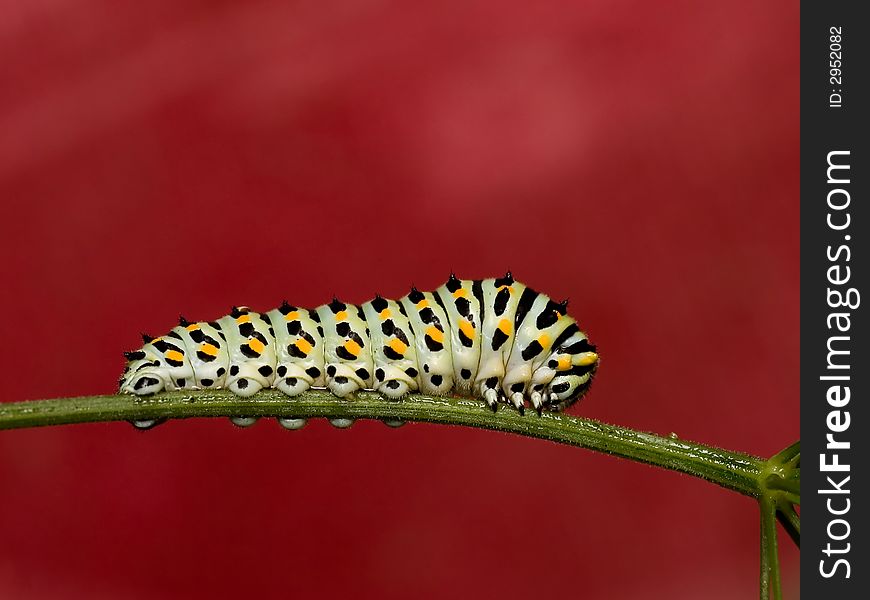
[120,274,599,413]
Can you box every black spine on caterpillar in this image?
[118,274,599,414]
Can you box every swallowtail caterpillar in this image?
[120,274,599,419]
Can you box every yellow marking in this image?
[388,338,407,355]
[335,310,348,322]
[236,315,251,324]
[498,319,512,335]
[344,339,361,356]
[554,311,562,319]
[379,309,391,319]
[557,356,572,371]
[285,311,300,321]
[416,299,429,309]
[200,343,219,357]
[577,352,599,366]
[459,320,475,340]
[426,326,444,344]
[452,288,468,299]
[248,337,265,354]
[166,350,184,363]
[150,337,162,344]
[186,324,200,331]
[537,333,551,349]
[295,338,313,354]
[498,285,514,294]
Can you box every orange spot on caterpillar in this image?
[200,343,218,357]
[344,339,361,356]
[248,337,265,354]
[389,338,407,355]
[459,320,475,340]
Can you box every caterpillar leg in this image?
[226,363,272,397]
[124,373,167,396]
[119,351,172,396]
[529,389,545,413]
[325,364,365,397]
[374,365,417,399]
[479,379,501,412]
[477,375,528,414]
[274,364,314,396]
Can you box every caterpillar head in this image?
[545,351,599,411]
[528,333,599,411]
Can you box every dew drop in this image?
[382,419,406,428]
[230,416,259,428]
[129,418,166,431]
[329,418,355,429]
[277,418,307,430]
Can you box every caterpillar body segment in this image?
[399,288,455,397]
[219,308,277,397]
[268,303,326,397]
[119,274,600,413]
[434,275,482,396]
[361,296,421,399]
[315,299,373,398]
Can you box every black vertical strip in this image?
[802,3,868,596]
[174,328,199,383]
[349,302,374,387]
[360,300,381,383]
[471,280,484,324]
[311,306,328,375]
[432,289,454,379]
[470,279,486,387]
[514,286,539,330]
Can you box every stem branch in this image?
[1,389,764,497]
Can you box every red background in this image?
[0,1,799,598]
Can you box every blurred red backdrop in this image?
[0,1,798,598]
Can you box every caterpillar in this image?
[119,273,599,415]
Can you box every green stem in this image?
[1,389,764,497]
[764,474,800,496]
[777,505,800,548]
[759,495,782,600]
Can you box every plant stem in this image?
[777,505,800,548]
[1,389,764,497]
[759,495,782,600]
